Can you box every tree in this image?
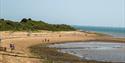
[28,18,32,21]
[0,19,4,21]
[21,18,28,23]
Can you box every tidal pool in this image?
[49,41,125,62]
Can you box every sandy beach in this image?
[1,0,125,62]
[0,31,125,63]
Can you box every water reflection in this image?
[49,41,125,62]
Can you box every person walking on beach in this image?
[45,38,47,42]
[0,38,1,46]
[59,34,62,37]
[0,35,2,46]
[10,43,15,52]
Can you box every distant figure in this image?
[0,38,1,44]
[47,39,50,42]
[10,43,15,52]
[59,35,61,37]
[45,38,47,42]
[0,35,2,44]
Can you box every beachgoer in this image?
[10,43,15,52]
[45,38,47,42]
[0,36,2,43]
[47,39,49,42]
[0,37,2,44]
[0,38,1,42]
[59,35,61,37]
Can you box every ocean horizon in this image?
[73,25,125,38]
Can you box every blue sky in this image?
[0,0,125,27]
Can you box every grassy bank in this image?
[29,43,112,63]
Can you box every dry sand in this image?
[0,31,124,63]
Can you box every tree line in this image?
[0,18,76,31]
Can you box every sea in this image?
[73,26,125,38]
[49,26,125,62]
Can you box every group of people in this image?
[9,43,15,52]
[43,38,50,42]
[0,34,63,52]
[0,36,15,52]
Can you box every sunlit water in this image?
[49,41,125,62]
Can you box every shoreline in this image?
[0,31,125,63]
[29,43,112,63]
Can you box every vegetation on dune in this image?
[0,18,76,31]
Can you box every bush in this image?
[0,18,76,31]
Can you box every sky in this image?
[0,0,125,27]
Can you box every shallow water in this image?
[49,41,125,62]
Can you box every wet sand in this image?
[49,42,125,62]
